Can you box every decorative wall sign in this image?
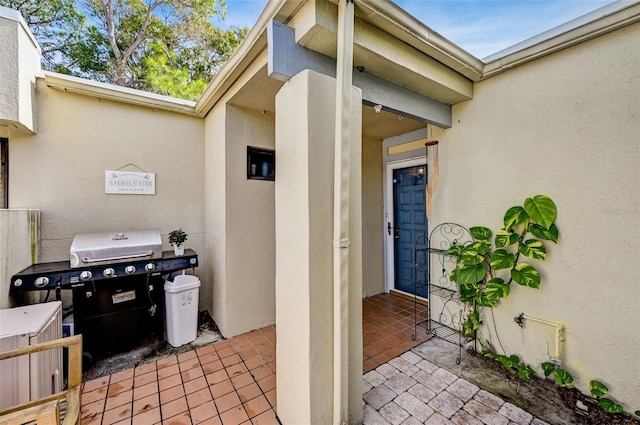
[105,170,156,194]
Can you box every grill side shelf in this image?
[10,250,199,292]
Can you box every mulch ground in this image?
[474,351,639,425]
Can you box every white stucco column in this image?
[0,7,40,134]
[275,69,362,424]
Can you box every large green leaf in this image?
[541,362,556,377]
[459,282,480,303]
[447,245,464,257]
[511,263,541,288]
[457,263,486,284]
[477,293,498,307]
[484,278,510,302]
[470,226,492,241]
[504,206,529,231]
[634,410,640,417]
[516,364,537,380]
[481,277,511,307]
[518,239,547,261]
[462,310,481,337]
[474,240,493,256]
[495,228,519,248]
[462,319,476,338]
[529,223,559,244]
[460,248,484,266]
[495,354,518,370]
[450,267,460,283]
[554,368,574,387]
[599,398,623,414]
[490,249,516,270]
[524,195,557,230]
[589,380,609,397]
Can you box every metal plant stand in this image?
[414,222,475,364]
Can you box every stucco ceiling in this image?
[229,66,425,141]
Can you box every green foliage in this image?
[168,228,188,246]
[0,0,87,69]
[484,351,537,380]
[599,398,624,414]
[503,206,528,231]
[553,368,574,387]
[449,195,558,337]
[635,410,640,417]
[4,0,248,100]
[510,263,540,288]
[462,310,481,338]
[523,195,557,230]
[587,381,625,415]
[470,226,492,241]
[544,368,632,416]
[589,380,609,397]
[489,249,515,270]
[541,362,556,377]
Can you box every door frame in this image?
[383,156,426,295]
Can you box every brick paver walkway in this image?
[362,350,550,425]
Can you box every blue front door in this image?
[393,165,428,297]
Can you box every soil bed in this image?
[412,336,639,425]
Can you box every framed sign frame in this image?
[247,146,275,181]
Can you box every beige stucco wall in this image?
[8,78,208,309]
[435,23,640,407]
[0,8,39,134]
[203,101,228,335]
[223,105,276,336]
[202,50,277,338]
[362,136,385,297]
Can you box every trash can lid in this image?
[165,274,201,293]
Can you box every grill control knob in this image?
[14,279,23,287]
[145,263,155,272]
[103,268,115,278]
[80,271,93,281]
[34,277,50,288]
[125,265,136,275]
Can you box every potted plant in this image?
[168,228,188,256]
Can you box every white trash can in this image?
[164,274,200,347]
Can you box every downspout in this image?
[333,0,354,423]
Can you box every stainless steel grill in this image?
[69,230,162,268]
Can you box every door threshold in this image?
[390,289,428,306]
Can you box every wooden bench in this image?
[0,335,82,425]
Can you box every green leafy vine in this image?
[449,195,558,338]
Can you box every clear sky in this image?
[219,0,620,59]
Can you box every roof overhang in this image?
[44,72,198,116]
[196,0,484,118]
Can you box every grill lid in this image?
[70,230,162,268]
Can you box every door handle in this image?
[388,222,400,239]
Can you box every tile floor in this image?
[362,294,431,373]
[80,327,278,425]
[79,293,431,425]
